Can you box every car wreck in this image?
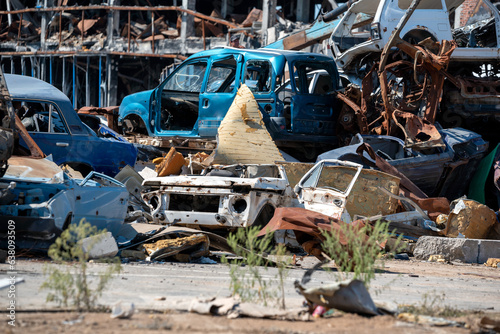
[293,159,401,222]
[142,164,295,228]
[119,48,343,159]
[317,127,488,199]
[0,66,131,250]
[6,74,138,177]
[0,156,130,250]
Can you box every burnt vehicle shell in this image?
[5,74,138,177]
[0,156,129,250]
[317,127,488,199]
[141,164,296,228]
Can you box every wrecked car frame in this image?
[0,156,129,250]
[142,164,295,228]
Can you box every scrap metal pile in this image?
[1,0,500,272]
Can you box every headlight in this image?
[231,197,248,213]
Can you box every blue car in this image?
[6,74,138,177]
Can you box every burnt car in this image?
[317,127,488,199]
[141,164,296,229]
[6,74,138,177]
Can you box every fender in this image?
[118,89,155,136]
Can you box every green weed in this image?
[40,219,122,311]
[320,219,403,285]
[222,226,290,309]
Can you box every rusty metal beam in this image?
[0,51,187,60]
[0,5,239,29]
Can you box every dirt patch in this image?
[2,310,488,334]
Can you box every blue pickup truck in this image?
[6,74,138,176]
[118,48,342,159]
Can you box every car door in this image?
[17,100,83,165]
[153,57,210,137]
[197,54,241,137]
[288,61,339,137]
[295,159,363,222]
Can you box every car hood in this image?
[143,175,288,191]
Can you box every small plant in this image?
[399,291,465,318]
[222,226,290,309]
[320,219,403,285]
[40,219,122,311]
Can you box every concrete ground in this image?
[3,256,500,312]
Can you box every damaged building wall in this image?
[0,0,330,108]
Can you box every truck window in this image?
[398,0,443,9]
[15,100,68,134]
[163,60,207,93]
[206,58,237,93]
[243,60,272,93]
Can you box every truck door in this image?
[198,55,241,137]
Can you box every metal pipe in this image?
[49,56,52,84]
[81,10,84,46]
[127,11,131,52]
[86,56,90,106]
[202,19,206,50]
[41,0,47,51]
[58,10,62,48]
[62,57,66,96]
[151,11,155,54]
[5,0,12,26]
[262,0,269,45]
[323,0,357,23]
[17,13,22,45]
[73,55,76,109]
[98,56,102,107]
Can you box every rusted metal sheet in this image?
[282,31,308,50]
[355,142,450,219]
[78,106,119,132]
[211,84,284,165]
[278,162,314,188]
[445,199,498,239]
[257,207,369,260]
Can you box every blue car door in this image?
[17,100,86,165]
[197,54,241,137]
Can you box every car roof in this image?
[188,47,336,63]
[5,74,70,103]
